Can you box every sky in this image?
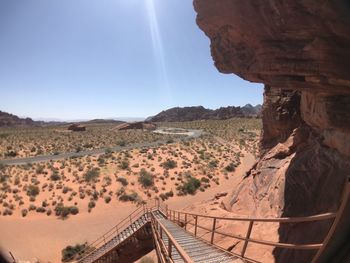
[0,0,263,120]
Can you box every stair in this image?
[152,211,243,263]
[78,214,149,263]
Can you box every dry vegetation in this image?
[0,123,177,158]
[0,118,261,219]
[159,118,261,156]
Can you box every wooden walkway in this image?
[152,210,242,263]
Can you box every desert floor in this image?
[0,151,255,263]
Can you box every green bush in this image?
[178,176,201,195]
[117,177,128,186]
[161,159,177,170]
[104,196,111,203]
[119,191,138,202]
[138,169,154,188]
[225,163,236,172]
[88,201,96,209]
[61,243,88,262]
[84,168,100,182]
[55,204,71,218]
[69,206,79,215]
[26,185,40,197]
[21,209,28,217]
[118,160,129,170]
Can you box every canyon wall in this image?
[194,0,350,262]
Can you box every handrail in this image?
[166,178,350,262]
[167,210,336,223]
[150,211,193,263]
[66,205,146,262]
[70,199,165,262]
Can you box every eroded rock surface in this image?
[194,0,350,262]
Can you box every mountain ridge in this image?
[146,104,262,122]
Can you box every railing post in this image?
[168,238,172,258]
[178,211,180,225]
[211,218,217,244]
[160,227,163,239]
[130,215,132,226]
[241,221,254,257]
[194,216,198,237]
[166,205,168,218]
[185,213,187,230]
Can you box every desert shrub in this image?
[69,206,79,215]
[61,243,88,262]
[117,177,128,186]
[138,169,154,188]
[46,208,52,216]
[50,172,61,181]
[21,209,28,217]
[36,207,46,213]
[225,163,236,172]
[84,168,100,182]
[161,159,177,170]
[178,176,201,195]
[117,140,126,146]
[3,208,13,215]
[29,204,36,211]
[36,165,45,174]
[118,160,129,170]
[104,196,111,203]
[26,185,40,197]
[201,177,210,183]
[0,174,8,183]
[88,201,95,209]
[208,160,218,168]
[5,151,17,157]
[119,191,138,202]
[55,204,78,218]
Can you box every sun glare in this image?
[145,0,172,106]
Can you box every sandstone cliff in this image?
[194,0,350,262]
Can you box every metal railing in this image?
[150,210,194,263]
[165,179,350,263]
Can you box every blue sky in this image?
[0,0,263,120]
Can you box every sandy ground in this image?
[0,150,255,263]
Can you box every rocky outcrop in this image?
[115,122,157,131]
[147,105,261,122]
[68,124,86,132]
[194,0,350,262]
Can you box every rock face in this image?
[147,105,261,122]
[194,0,350,262]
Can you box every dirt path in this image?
[0,146,255,263]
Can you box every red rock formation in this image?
[115,122,156,131]
[194,0,350,262]
[68,124,86,132]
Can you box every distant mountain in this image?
[146,105,262,122]
[0,111,37,127]
[0,111,126,128]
